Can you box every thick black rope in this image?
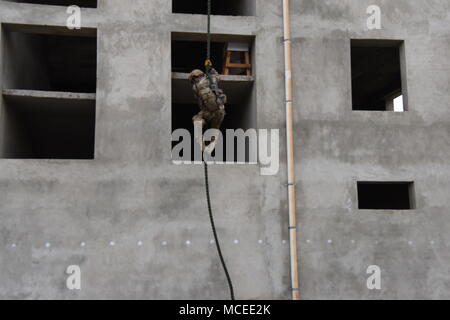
[203,0,235,300]
[206,0,211,65]
[203,161,235,300]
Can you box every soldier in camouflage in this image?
[189,68,226,153]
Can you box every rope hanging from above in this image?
[205,0,212,71]
[202,0,235,301]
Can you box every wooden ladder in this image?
[222,42,252,76]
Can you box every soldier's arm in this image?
[210,68,221,82]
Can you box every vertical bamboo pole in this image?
[282,0,300,300]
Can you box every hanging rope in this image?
[203,162,235,300]
[203,0,235,301]
[206,0,211,67]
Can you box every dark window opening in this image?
[1,25,97,159]
[351,40,405,111]
[172,36,253,76]
[172,40,225,74]
[173,0,255,16]
[1,94,95,159]
[171,34,256,163]
[357,182,415,210]
[5,0,97,8]
[2,25,97,93]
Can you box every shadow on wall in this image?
[4,0,97,8]
[172,0,255,16]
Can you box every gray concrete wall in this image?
[0,0,289,299]
[293,0,450,299]
[0,0,449,300]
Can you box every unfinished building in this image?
[0,0,449,300]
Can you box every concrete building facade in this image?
[0,0,449,299]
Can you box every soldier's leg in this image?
[205,108,225,154]
[210,108,225,130]
[193,113,206,151]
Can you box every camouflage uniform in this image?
[189,68,226,130]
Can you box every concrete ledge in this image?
[2,89,96,100]
[172,72,254,82]
[357,209,417,215]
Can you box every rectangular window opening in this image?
[1,24,97,159]
[351,40,406,111]
[2,25,97,93]
[4,0,97,8]
[172,0,255,16]
[171,33,256,163]
[357,182,415,210]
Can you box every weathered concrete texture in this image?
[0,0,289,299]
[293,0,450,299]
[0,0,449,300]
